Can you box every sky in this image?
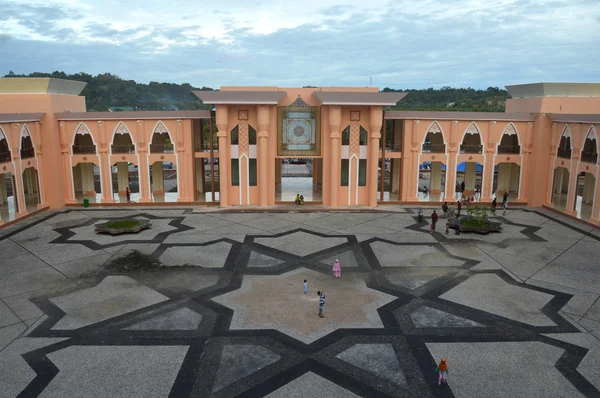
[0,0,599,89]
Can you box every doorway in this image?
[275,158,322,202]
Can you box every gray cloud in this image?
[0,0,599,89]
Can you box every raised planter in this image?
[95,219,151,235]
[447,217,502,234]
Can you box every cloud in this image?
[0,0,598,88]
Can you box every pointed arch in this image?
[423,121,446,144]
[111,121,134,143]
[561,124,572,140]
[556,124,572,154]
[584,125,598,143]
[464,122,481,135]
[498,122,520,145]
[72,122,96,145]
[0,125,8,146]
[20,124,32,141]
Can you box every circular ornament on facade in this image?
[506,157,511,161]
[294,125,304,137]
[121,156,126,160]
[468,156,473,161]
[431,155,436,160]
[160,155,165,160]
[2,166,6,171]
[27,161,31,166]
[561,160,565,166]
[83,156,88,161]
[586,165,590,171]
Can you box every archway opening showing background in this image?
[21,167,40,210]
[275,158,323,202]
[493,162,520,201]
[73,162,101,203]
[551,167,570,211]
[378,157,402,202]
[150,160,177,202]
[455,162,483,201]
[112,162,139,203]
[575,172,595,219]
[418,161,446,202]
[0,172,18,221]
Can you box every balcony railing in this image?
[557,148,571,159]
[150,144,174,153]
[382,143,402,152]
[111,145,136,154]
[459,144,483,154]
[497,145,521,154]
[20,148,35,159]
[422,144,446,153]
[0,151,11,163]
[581,152,598,164]
[72,145,97,154]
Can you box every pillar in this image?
[391,158,401,194]
[519,122,533,202]
[464,162,476,193]
[216,105,229,207]
[583,174,594,204]
[444,121,458,201]
[73,164,82,195]
[482,121,496,202]
[98,121,114,203]
[275,159,282,185]
[510,163,520,193]
[565,135,581,215]
[257,105,270,207]
[59,122,77,204]
[430,162,442,192]
[368,106,383,207]
[591,174,600,223]
[329,106,342,207]
[151,163,164,192]
[136,121,151,203]
[81,163,95,196]
[117,162,129,201]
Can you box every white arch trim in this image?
[459,121,483,145]
[111,122,135,143]
[72,122,97,145]
[584,125,598,145]
[149,120,175,151]
[423,121,446,144]
[0,126,8,147]
[20,124,34,151]
[498,122,520,145]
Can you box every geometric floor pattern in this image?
[0,207,599,397]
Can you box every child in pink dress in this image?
[333,259,341,278]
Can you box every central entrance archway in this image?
[275,158,323,203]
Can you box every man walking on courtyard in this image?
[431,210,439,232]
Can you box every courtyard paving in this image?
[0,207,599,397]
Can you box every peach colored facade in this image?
[0,78,599,226]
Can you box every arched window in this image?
[231,126,239,145]
[342,126,350,145]
[359,127,368,145]
[249,126,257,145]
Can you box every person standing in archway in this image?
[125,186,131,203]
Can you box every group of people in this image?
[295,194,305,205]
[302,259,342,319]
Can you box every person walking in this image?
[502,200,508,215]
[418,207,424,222]
[303,279,308,294]
[502,191,509,205]
[491,197,497,214]
[475,185,480,200]
[457,201,462,217]
[317,291,325,318]
[431,210,439,232]
[333,259,341,278]
[435,358,449,386]
[455,216,461,235]
[442,202,449,218]
[125,186,131,203]
[460,181,465,194]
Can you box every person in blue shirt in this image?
[317,290,325,318]
[303,279,308,294]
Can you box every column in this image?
[59,122,77,204]
[215,105,229,207]
[519,122,533,202]
[136,120,151,203]
[391,158,401,194]
[257,105,270,207]
[117,162,128,201]
[482,121,496,202]
[329,106,342,207]
[564,149,580,215]
[510,163,520,194]
[81,163,95,197]
[464,162,476,194]
[196,158,205,199]
[430,162,442,192]
[368,106,383,207]
[152,163,164,192]
[444,121,458,201]
[73,164,82,195]
[98,121,114,203]
[583,174,594,204]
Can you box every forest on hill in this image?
[4,71,508,112]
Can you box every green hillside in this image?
[4,71,508,112]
